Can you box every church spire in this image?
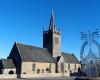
[49,10,55,31]
[43,10,61,57]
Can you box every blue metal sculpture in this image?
[80,29,100,77]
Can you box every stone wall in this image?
[3,69,16,74]
[0,73,70,79]
[58,57,80,74]
[21,73,70,78]
[21,62,56,74]
[69,63,80,73]
[0,74,17,79]
[52,32,61,57]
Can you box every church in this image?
[0,11,80,77]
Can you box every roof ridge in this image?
[16,42,49,50]
[62,52,73,55]
[16,42,24,61]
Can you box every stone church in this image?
[0,11,80,76]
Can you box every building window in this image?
[23,72,26,74]
[32,63,35,71]
[75,64,76,70]
[57,37,58,44]
[9,70,14,74]
[55,37,57,44]
[61,63,64,72]
[37,69,40,74]
[68,63,70,70]
[42,69,44,73]
[46,68,50,73]
[55,37,58,44]
[65,70,67,73]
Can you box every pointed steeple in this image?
[49,10,55,31]
[43,10,61,57]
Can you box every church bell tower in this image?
[43,11,61,57]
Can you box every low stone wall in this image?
[0,74,17,78]
[21,73,70,78]
[0,73,70,79]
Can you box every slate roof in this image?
[61,52,80,64]
[16,43,56,63]
[0,59,15,69]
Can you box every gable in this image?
[8,42,22,67]
[61,52,80,64]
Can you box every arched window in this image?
[65,70,67,73]
[9,70,14,74]
[55,37,57,43]
[37,69,40,74]
[75,64,76,70]
[42,69,44,73]
[61,63,64,72]
[46,68,50,73]
[23,72,26,74]
[68,63,70,70]
[57,37,58,44]
[55,37,58,44]
[32,63,35,71]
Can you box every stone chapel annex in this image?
[0,11,80,77]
